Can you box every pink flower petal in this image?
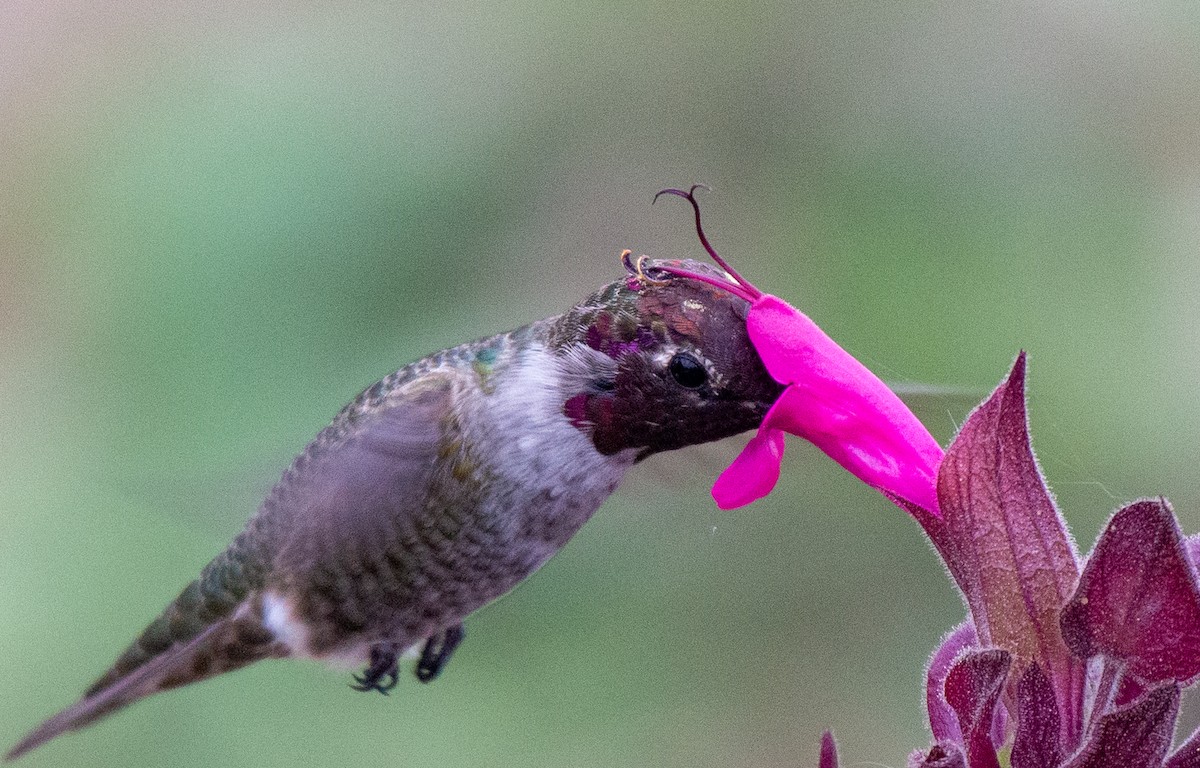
[745,295,943,514]
[711,427,785,510]
[744,294,827,383]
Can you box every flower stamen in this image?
[653,185,764,302]
[620,249,671,289]
[643,263,759,304]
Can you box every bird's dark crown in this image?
[552,187,784,459]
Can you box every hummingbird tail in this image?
[5,602,284,761]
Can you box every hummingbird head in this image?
[553,257,784,460]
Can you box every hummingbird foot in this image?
[415,623,465,683]
[350,643,401,695]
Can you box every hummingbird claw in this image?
[415,623,465,683]
[349,643,401,695]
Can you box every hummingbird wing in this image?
[262,374,462,656]
[6,372,459,761]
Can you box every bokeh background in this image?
[3,2,1200,766]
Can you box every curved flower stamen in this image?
[653,185,763,302]
[644,263,760,304]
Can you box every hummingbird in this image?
[7,226,783,760]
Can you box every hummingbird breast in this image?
[259,332,638,666]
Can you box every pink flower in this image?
[653,186,944,515]
[713,294,944,513]
[653,188,1200,767]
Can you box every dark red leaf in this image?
[944,649,1011,768]
[931,353,1084,741]
[926,622,978,744]
[1060,499,1200,684]
[1186,534,1200,570]
[1113,673,1147,708]
[818,731,838,768]
[1011,663,1061,768]
[909,743,968,768]
[1060,684,1179,768]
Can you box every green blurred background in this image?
[3,2,1200,766]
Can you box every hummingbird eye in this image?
[668,352,707,389]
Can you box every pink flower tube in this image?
[652,186,944,516]
[713,295,944,514]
